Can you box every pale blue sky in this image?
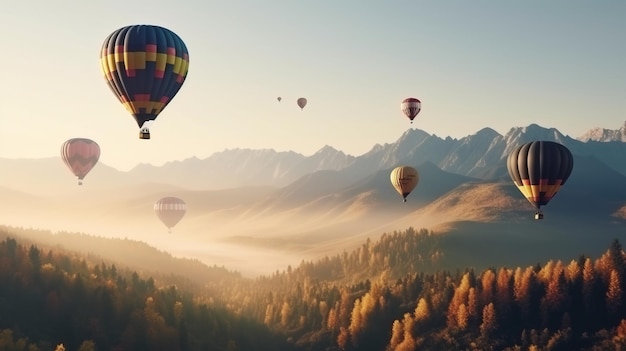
[1,1,624,170]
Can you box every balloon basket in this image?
[534,212,544,220]
[139,131,151,139]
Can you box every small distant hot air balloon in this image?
[154,197,187,233]
[297,97,307,110]
[61,138,100,185]
[390,166,419,202]
[100,25,190,140]
[507,141,574,220]
[277,97,282,102]
[401,98,421,124]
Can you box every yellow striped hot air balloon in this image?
[507,141,574,220]
[390,166,419,202]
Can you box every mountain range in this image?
[1,122,625,276]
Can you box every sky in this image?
[0,1,625,171]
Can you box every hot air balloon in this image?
[390,166,419,202]
[154,197,187,233]
[61,138,100,185]
[100,25,190,139]
[277,97,282,102]
[507,141,574,220]
[297,97,307,110]
[401,98,421,124]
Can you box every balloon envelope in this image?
[297,97,307,110]
[507,141,574,213]
[100,24,190,139]
[60,138,100,185]
[401,98,421,123]
[154,197,187,231]
[390,166,419,202]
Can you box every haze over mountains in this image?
[1,122,625,276]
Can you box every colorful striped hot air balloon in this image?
[390,166,419,202]
[507,141,574,220]
[100,25,190,139]
[401,98,421,124]
[61,138,100,185]
[154,197,187,233]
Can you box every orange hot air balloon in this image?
[507,141,574,220]
[61,138,100,185]
[154,197,187,233]
[401,98,421,124]
[390,166,419,202]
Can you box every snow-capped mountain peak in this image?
[578,121,626,142]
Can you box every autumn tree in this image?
[513,266,534,322]
[582,257,596,312]
[447,272,472,328]
[467,287,479,323]
[495,268,513,322]
[388,319,404,350]
[608,239,625,276]
[280,301,292,328]
[394,313,417,351]
[606,269,623,316]
[480,269,496,307]
[480,303,498,338]
[414,297,430,324]
[456,303,469,331]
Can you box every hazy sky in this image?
[1,1,624,171]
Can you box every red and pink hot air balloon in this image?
[401,97,421,124]
[60,138,100,185]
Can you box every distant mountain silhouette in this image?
[3,123,625,196]
[127,146,356,190]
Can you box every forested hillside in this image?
[0,226,624,350]
[211,228,626,350]
[0,231,293,351]
[0,225,241,289]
